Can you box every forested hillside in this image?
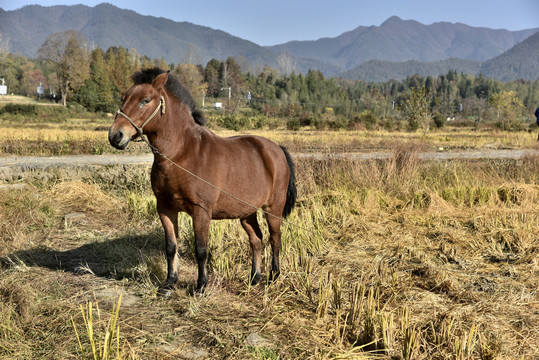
[339,58,482,82]
[480,31,539,81]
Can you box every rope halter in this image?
[116,95,166,138]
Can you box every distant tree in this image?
[462,96,489,122]
[277,52,296,75]
[246,66,279,108]
[523,80,539,111]
[173,63,207,104]
[20,69,47,97]
[221,57,244,97]
[425,76,435,94]
[489,90,526,129]
[457,73,474,99]
[154,58,169,70]
[474,74,499,99]
[0,54,34,94]
[92,48,115,107]
[106,47,134,95]
[140,55,155,70]
[403,74,425,90]
[446,69,458,82]
[204,59,221,97]
[402,85,432,133]
[76,48,116,112]
[38,30,90,106]
[128,48,141,68]
[305,69,324,93]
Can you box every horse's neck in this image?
[148,99,199,159]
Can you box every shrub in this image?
[299,112,314,127]
[382,117,397,131]
[311,110,349,130]
[0,103,37,115]
[330,115,349,130]
[251,114,268,129]
[211,114,254,130]
[311,115,327,130]
[287,117,301,131]
[494,119,525,131]
[433,113,445,128]
[352,110,378,130]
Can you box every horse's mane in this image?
[131,67,206,126]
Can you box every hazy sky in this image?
[2,0,538,46]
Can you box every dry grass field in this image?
[1,125,538,156]
[0,107,538,359]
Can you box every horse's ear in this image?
[152,71,169,89]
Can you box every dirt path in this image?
[1,149,537,171]
[296,148,538,161]
[0,154,154,169]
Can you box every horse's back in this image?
[222,134,288,180]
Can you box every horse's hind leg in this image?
[266,214,282,282]
[241,213,263,285]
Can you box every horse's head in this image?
[108,72,168,150]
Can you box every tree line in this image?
[1,31,537,131]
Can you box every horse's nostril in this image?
[114,130,124,143]
[109,128,127,149]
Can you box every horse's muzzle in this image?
[108,127,130,150]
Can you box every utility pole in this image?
[220,87,231,100]
[0,78,6,95]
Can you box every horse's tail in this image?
[280,146,297,219]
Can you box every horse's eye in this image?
[139,97,151,108]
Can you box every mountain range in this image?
[1,3,538,81]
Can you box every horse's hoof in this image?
[250,272,261,286]
[195,277,207,295]
[269,270,280,283]
[157,287,174,299]
[194,285,206,295]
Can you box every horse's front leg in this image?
[157,206,179,296]
[192,208,211,293]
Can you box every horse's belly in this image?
[211,207,254,220]
[211,189,268,220]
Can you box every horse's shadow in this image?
[0,230,173,282]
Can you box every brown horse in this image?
[108,68,297,294]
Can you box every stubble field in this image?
[0,106,538,359]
